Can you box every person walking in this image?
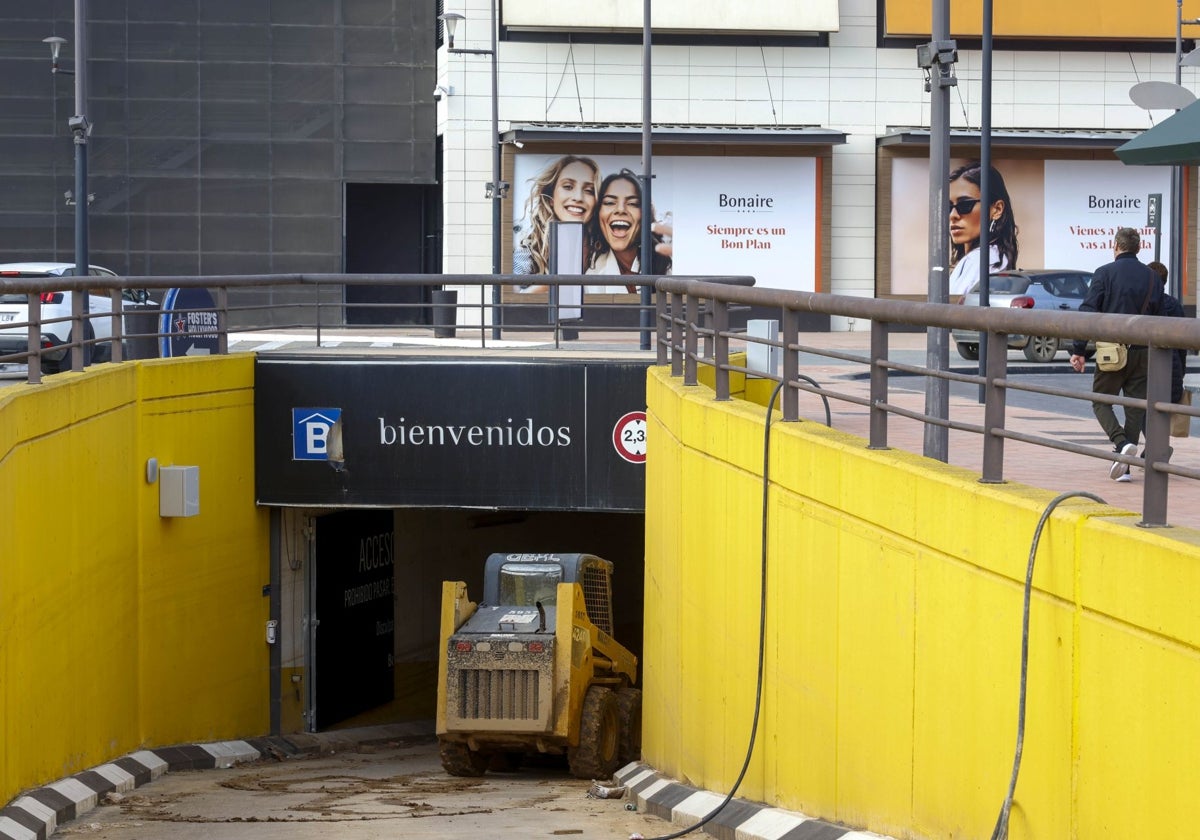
[1069,227,1163,482]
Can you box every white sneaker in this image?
[1109,442,1137,480]
[1115,473,1133,483]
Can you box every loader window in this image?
[499,563,562,607]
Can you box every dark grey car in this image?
[952,269,1094,363]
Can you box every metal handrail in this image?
[4,271,1200,526]
[654,279,1200,528]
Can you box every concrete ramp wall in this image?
[643,365,1200,839]
[0,357,269,805]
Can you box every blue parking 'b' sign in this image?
[293,408,341,460]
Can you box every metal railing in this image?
[2,274,747,384]
[656,278,1200,528]
[5,271,1200,526]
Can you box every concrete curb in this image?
[0,723,432,840]
[615,762,896,840]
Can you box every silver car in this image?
[952,269,1094,363]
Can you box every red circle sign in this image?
[612,411,648,464]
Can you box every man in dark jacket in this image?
[1069,227,1163,482]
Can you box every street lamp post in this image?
[638,0,653,351]
[439,6,506,341]
[1173,1,1200,301]
[43,0,92,368]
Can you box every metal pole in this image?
[639,0,653,351]
[73,0,91,367]
[924,0,954,461]
[490,0,502,340]
[1173,0,1185,302]
[976,0,993,402]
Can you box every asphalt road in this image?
[55,736,670,840]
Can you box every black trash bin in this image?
[123,302,162,360]
[431,289,458,338]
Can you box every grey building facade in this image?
[1,0,438,309]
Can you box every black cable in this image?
[989,490,1105,840]
[637,378,785,840]
[794,374,831,427]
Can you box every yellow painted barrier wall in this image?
[644,365,1200,840]
[0,356,269,805]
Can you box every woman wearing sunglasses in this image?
[947,161,1019,296]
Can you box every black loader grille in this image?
[580,566,612,635]
[456,668,541,720]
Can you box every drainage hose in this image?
[637,378,787,840]
[989,489,1105,840]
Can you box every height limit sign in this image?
[612,411,648,464]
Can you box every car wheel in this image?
[1022,336,1059,363]
[956,342,979,361]
[40,324,96,375]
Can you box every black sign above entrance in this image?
[254,358,650,511]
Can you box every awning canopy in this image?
[504,123,847,147]
[879,127,1137,150]
[1116,100,1200,165]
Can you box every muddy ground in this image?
[56,736,669,840]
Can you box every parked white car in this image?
[0,262,150,373]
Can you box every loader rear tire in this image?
[438,738,489,777]
[615,687,642,764]
[568,686,620,779]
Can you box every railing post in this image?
[670,292,683,378]
[713,298,730,401]
[868,318,888,449]
[656,289,668,366]
[70,285,85,371]
[980,330,1008,483]
[26,292,42,385]
[781,307,799,421]
[109,289,123,362]
[1142,345,1173,527]
[216,286,229,355]
[684,293,699,386]
[313,282,321,349]
[700,302,713,361]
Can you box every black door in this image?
[344,183,439,325]
[313,509,395,729]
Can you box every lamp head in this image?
[438,12,465,49]
[42,35,67,62]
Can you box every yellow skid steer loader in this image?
[436,552,640,779]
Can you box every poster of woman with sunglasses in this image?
[947,161,1020,295]
[890,157,1171,297]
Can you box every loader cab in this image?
[482,552,614,635]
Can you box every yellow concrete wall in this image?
[0,356,269,805]
[644,365,1200,840]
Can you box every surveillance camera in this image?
[433,84,452,101]
[513,140,525,149]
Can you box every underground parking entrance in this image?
[255,355,652,741]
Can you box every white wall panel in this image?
[503,0,839,34]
